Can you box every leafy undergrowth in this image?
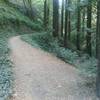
[0,28,17,99]
[0,1,42,31]
[21,32,97,80]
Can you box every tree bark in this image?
[44,0,47,27]
[61,0,64,37]
[53,0,59,37]
[82,8,86,34]
[68,10,71,41]
[76,0,81,50]
[64,0,68,47]
[68,0,71,41]
[87,0,92,56]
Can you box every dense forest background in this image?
[0,0,100,99]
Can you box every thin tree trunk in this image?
[76,0,81,50]
[68,10,71,40]
[68,0,71,41]
[61,0,64,37]
[46,0,50,26]
[44,0,47,27]
[82,8,86,34]
[87,0,92,56]
[64,0,68,47]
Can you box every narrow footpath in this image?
[9,36,96,100]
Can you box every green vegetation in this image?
[0,1,42,31]
[0,28,14,99]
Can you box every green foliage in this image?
[0,2,42,31]
[0,56,13,100]
[75,57,97,77]
[0,29,15,99]
[21,32,97,79]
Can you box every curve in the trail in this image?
[9,36,96,100]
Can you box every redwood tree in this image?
[44,0,49,28]
[64,0,68,47]
[76,0,81,50]
[68,0,71,41]
[53,0,59,37]
[87,0,92,56]
[61,0,64,37]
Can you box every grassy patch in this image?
[21,32,97,79]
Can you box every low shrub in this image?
[0,30,14,99]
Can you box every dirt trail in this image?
[9,36,96,100]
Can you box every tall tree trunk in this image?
[68,9,71,40]
[47,0,50,25]
[44,0,47,27]
[96,0,100,98]
[82,8,86,34]
[44,0,49,29]
[53,0,59,37]
[61,0,64,37]
[68,0,71,41]
[87,0,92,56]
[76,0,81,50]
[64,0,68,47]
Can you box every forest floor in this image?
[9,36,97,100]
